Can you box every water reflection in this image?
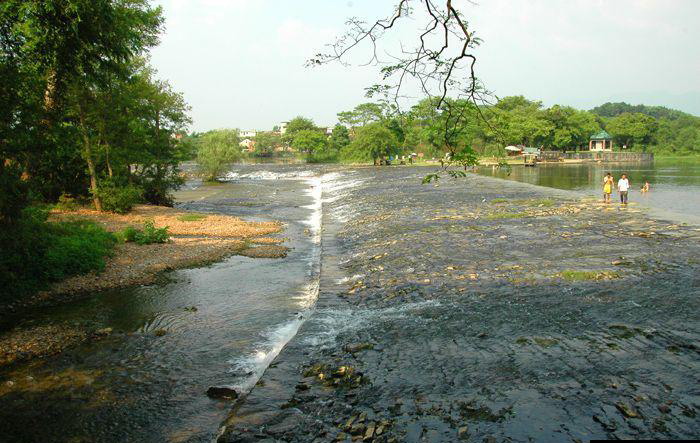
[478,159,700,220]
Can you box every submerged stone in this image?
[206,386,239,400]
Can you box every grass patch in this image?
[556,270,620,281]
[533,337,559,348]
[177,214,207,222]
[522,198,555,207]
[490,198,509,204]
[485,212,527,220]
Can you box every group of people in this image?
[602,172,650,204]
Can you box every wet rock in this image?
[349,422,365,436]
[343,415,356,431]
[154,328,167,337]
[592,414,617,431]
[266,414,300,436]
[344,343,374,353]
[615,401,640,419]
[363,423,375,441]
[657,404,670,414]
[206,386,239,400]
[458,426,469,439]
[483,436,497,443]
[95,327,113,336]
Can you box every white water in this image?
[227,171,360,393]
[303,300,442,349]
[223,170,316,181]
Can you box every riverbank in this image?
[219,168,700,442]
[42,205,283,301]
[0,170,327,443]
[0,204,285,368]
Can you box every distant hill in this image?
[590,102,693,120]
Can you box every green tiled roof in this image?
[590,130,612,140]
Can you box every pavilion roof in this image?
[590,130,612,140]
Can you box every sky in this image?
[149,0,700,132]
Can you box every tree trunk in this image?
[84,137,102,211]
[79,110,102,211]
[105,143,113,178]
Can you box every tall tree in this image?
[342,122,399,165]
[606,112,657,148]
[196,130,240,181]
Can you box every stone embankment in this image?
[218,168,700,442]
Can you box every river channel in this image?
[0,165,335,443]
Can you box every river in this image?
[0,165,334,443]
[1,163,698,442]
[476,158,700,224]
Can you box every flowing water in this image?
[0,165,338,443]
[1,163,698,443]
[477,158,700,223]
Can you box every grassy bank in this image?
[0,207,117,303]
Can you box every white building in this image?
[240,130,257,138]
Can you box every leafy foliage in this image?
[115,220,169,245]
[0,208,116,301]
[196,129,241,181]
[342,122,399,164]
[253,131,281,157]
[292,130,328,154]
[96,182,144,214]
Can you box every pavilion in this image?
[589,130,613,151]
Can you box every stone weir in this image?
[553,151,654,162]
[217,167,700,443]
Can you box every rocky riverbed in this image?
[219,167,700,442]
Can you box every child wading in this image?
[603,172,614,203]
[618,173,630,205]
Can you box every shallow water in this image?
[477,158,700,222]
[220,166,700,442]
[0,165,334,443]
[2,164,698,443]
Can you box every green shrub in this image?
[0,207,116,301]
[54,193,81,211]
[96,184,143,214]
[116,220,170,245]
[44,220,117,281]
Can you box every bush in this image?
[44,220,117,281]
[0,207,117,301]
[96,183,143,213]
[54,193,82,211]
[116,220,169,245]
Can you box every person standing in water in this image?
[618,173,630,205]
[603,172,614,203]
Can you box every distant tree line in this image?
[195,98,698,172]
